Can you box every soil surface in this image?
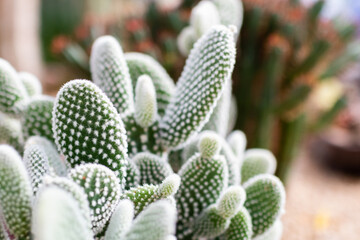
[282,141,360,240]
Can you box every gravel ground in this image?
[282,141,360,240]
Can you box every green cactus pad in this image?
[193,205,229,238]
[22,95,54,142]
[253,220,283,240]
[160,25,236,149]
[134,75,158,128]
[42,176,92,232]
[0,58,28,116]
[69,164,122,234]
[243,174,285,237]
[104,200,134,240]
[125,52,175,116]
[125,160,140,190]
[193,186,245,238]
[18,72,42,97]
[213,0,244,30]
[23,144,52,195]
[123,115,163,157]
[32,186,93,240]
[241,149,277,184]
[223,207,253,240]
[217,186,246,219]
[202,78,232,137]
[122,174,180,216]
[133,152,173,185]
[52,79,128,187]
[123,200,177,240]
[182,131,240,185]
[227,130,247,159]
[0,145,32,239]
[90,36,134,117]
[175,138,229,239]
[0,112,24,153]
[25,136,68,176]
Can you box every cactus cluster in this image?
[0,24,286,240]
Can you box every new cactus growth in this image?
[0,22,286,240]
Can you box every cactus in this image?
[0,112,24,152]
[160,25,236,149]
[0,145,32,239]
[241,149,277,184]
[122,200,177,240]
[192,186,246,238]
[32,186,93,240]
[25,136,68,176]
[52,80,128,188]
[223,207,253,240]
[21,96,55,142]
[90,36,134,118]
[175,133,229,239]
[0,22,287,240]
[243,174,286,237]
[23,142,52,194]
[125,52,175,116]
[122,174,180,216]
[18,72,42,97]
[233,0,356,181]
[0,58,28,116]
[69,164,122,234]
[133,152,173,185]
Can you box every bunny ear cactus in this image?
[122,174,180,216]
[69,164,122,234]
[25,136,68,176]
[0,145,32,239]
[223,207,253,240]
[134,75,157,128]
[182,131,240,185]
[90,36,134,117]
[160,25,236,149]
[52,79,128,188]
[42,176,92,231]
[22,96,54,142]
[104,200,134,240]
[227,130,247,160]
[254,220,283,240]
[243,174,286,237]
[0,112,24,153]
[192,186,246,238]
[175,132,229,239]
[203,78,232,137]
[125,160,140,190]
[133,152,173,185]
[23,143,52,195]
[212,0,244,31]
[18,72,42,97]
[33,186,93,240]
[122,200,177,240]
[125,52,175,116]
[241,149,277,184]
[0,58,28,116]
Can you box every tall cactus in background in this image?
[233,0,357,181]
[0,23,286,240]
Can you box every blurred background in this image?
[1,0,360,239]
